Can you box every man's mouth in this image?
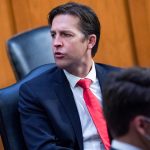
[54,52,65,58]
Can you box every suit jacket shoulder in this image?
[19,65,66,90]
[19,65,83,150]
[95,63,121,91]
[95,63,121,72]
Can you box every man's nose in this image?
[53,36,63,47]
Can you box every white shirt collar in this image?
[112,140,142,150]
[63,60,96,88]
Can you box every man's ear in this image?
[87,34,96,49]
[133,116,150,136]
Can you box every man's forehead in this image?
[52,14,80,26]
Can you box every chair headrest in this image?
[7,26,55,80]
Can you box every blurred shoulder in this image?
[95,62,122,72]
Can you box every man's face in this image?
[51,14,92,73]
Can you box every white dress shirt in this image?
[111,140,142,150]
[64,61,105,150]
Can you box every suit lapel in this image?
[95,63,120,94]
[95,63,115,141]
[95,64,107,92]
[52,68,83,150]
[95,63,112,94]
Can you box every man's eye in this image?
[51,33,55,38]
[62,33,72,37]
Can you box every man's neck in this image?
[65,59,93,78]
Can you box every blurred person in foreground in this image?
[19,2,120,150]
[103,67,150,150]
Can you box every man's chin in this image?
[55,62,67,69]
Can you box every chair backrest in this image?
[0,64,55,150]
[7,26,55,80]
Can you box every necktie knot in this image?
[77,78,92,89]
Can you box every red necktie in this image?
[77,78,110,150]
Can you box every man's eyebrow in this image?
[50,30,55,33]
[51,29,74,32]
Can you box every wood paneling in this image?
[93,0,136,67]
[0,0,16,88]
[11,0,70,31]
[0,137,4,150]
[128,0,150,67]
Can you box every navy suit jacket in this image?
[19,63,120,150]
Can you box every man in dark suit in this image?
[103,67,150,150]
[19,2,119,150]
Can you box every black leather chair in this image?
[0,64,55,150]
[7,26,55,80]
